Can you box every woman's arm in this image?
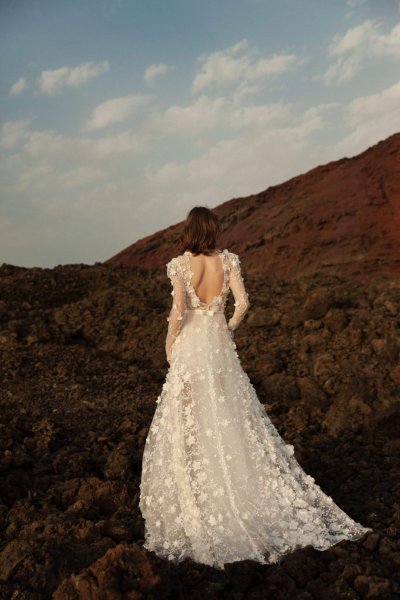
[165,258,186,363]
[227,253,250,333]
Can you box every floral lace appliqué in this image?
[139,249,372,570]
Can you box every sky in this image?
[1,0,400,268]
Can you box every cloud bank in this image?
[37,61,110,95]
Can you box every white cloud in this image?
[83,95,150,131]
[323,19,400,84]
[10,77,28,96]
[192,39,299,94]
[228,102,292,129]
[231,81,268,104]
[18,164,106,192]
[322,54,361,85]
[92,131,148,158]
[347,80,400,125]
[0,120,30,149]
[37,60,110,95]
[147,112,325,192]
[21,128,147,164]
[143,94,290,136]
[144,63,171,85]
[2,123,150,195]
[141,106,338,226]
[302,102,341,119]
[330,20,376,56]
[333,79,400,156]
[144,95,228,134]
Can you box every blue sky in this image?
[1,0,400,267]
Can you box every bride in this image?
[139,206,372,570]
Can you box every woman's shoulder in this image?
[166,249,240,274]
[226,250,241,268]
[166,254,185,279]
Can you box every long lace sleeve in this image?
[227,253,250,333]
[165,257,187,363]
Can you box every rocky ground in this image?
[0,261,399,599]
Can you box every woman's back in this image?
[187,250,225,305]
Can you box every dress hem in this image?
[141,525,372,571]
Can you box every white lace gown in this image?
[139,249,372,570]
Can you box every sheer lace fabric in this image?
[139,249,371,570]
[165,250,249,362]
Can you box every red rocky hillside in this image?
[106,132,400,281]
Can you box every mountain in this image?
[105,132,400,281]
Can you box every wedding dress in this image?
[139,248,372,570]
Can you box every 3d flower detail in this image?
[139,252,371,566]
[285,444,295,455]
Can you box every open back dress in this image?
[139,249,371,570]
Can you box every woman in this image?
[139,206,371,570]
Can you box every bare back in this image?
[188,251,224,305]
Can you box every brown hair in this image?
[179,206,221,256]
